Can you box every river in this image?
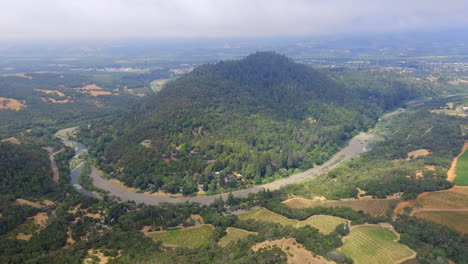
[56,126,376,205]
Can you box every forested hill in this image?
[83,52,430,194]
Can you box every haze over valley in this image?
[1,1,468,263]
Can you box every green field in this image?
[413,211,468,234]
[340,225,415,264]
[455,150,468,185]
[147,225,215,248]
[218,227,257,247]
[237,208,348,234]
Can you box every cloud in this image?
[0,0,467,40]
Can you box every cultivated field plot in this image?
[283,197,395,217]
[237,208,348,234]
[413,211,468,234]
[218,227,257,247]
[147,224,215,248]
[340,225,415,264]
[252,238,334,264]
[413,186,468,209]
[455,150,468,185]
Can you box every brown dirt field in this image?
[406,149,431,160]
[447,142,468,182]
[0,97,26,110]
[252,238,335,264]
[394,186,468,216]
[34,89,66,97]
[283,197,396,217]
[413,211,468,234]
[2,137,21,145]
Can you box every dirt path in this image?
[447,141,468,182]
[49,149,63,183]
[85,132,375,205]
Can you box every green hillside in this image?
[82,52,430,194]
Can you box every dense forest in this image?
[78,52,438,194]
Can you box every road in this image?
[57,127,375,205]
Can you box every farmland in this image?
[283,197,396,217]
[413,211,468,234]
[340,225,415,264]
[146,224,215,248]
[218,227,257,247]
[454,146,468,185]
[237,208,348,234]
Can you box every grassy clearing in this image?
[0,97,26,110]
[218,227,257,247]
[147,224,215,248]
[252,238,334,264]
[455,150,468,185]
[413,211,468,234]
[237,208,348,234]
[283,197,396,217]
[340,225,415,264]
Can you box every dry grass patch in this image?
[2,137,21,145]
[88,90,112,96]
[34,89,65,97]
[413,211,468,234]
[218,227,257,247]
[13,198,55,208]
[0,97,26,110]
[84,249,121,264]
[283,197,395,217]
[252,238,334,264]
[238,208,348,234]
[63,227,75,248]
[80,84,103,90]
[31,212,48,228]
[406,149,431,160]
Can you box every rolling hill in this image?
[86,52,428,194]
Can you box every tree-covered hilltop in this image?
[81,52,433,194]
[0,142,58,198]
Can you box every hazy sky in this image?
[1,0,467,40]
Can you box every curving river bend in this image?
[56,126,376,205]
